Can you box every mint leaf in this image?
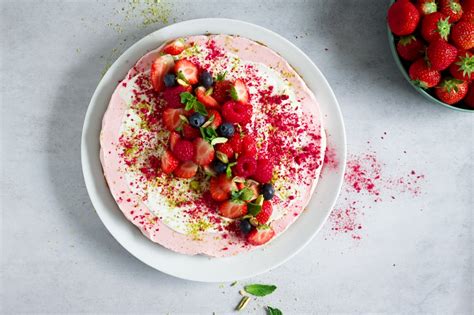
[180,92,208,115]
[267,306,283,315]
[244,284,277,297]
[194,101,208,116]
[247,203,262,216]
[180,92,194,104]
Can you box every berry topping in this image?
[160,150,179,174]
[230,79,250,103]
[162,85,191,108]
[162,108,185,131]
[150,54,175,93]
[164,73,176,87]
[207,109,222,129]
[163,38,185,55]
[182,124,200,140]
[172,139,195,162]
[189,112,206,128]
[218,200,248,219]
[408,58,441,88]
[221,101,252,126]
[196,86,219,108]
[173,161,198,179]
[387,0,420,36]
[217,122,235,138]
[212,160,227,174]
[426,40,458,70]
[193,137,215,166]
[252,159,274,183]
[261,183,275,200]
[240,135,257,157]
[209,174,237,201]
[233,156,257,178]
[215,142,234,160]
[247,226,275,246]
[169,131,181,151]
[212,80,232,103]
[256,200,273,224]
[228,134,243,154]
[239,219,253,234]
[174,59,198,85]
[200,70,214,88]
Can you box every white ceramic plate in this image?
[81,18,346,282]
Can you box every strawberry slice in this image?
[247,226,275,246]
[193,138,215,166]
[207,109,222,128]
[150,54,175,93]
[209,174,237,201]
[163,38,185,55]
[161,150,179,174]
[162,108,185,131]
[256,200,273,224]
[218,200,248,219]
[230,79,249,103]
[173,161,198,179]
[169,131,181,151]
[174,59,198,85]
[196,86,219,108]
[182,124,200,140]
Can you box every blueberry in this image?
[213,160,227,174]
[261,183,274,200]
[164,74,176,87]
[200,71,213,88]
[239,219,253,234]
[217,123,235,138]
[189,113,205,128]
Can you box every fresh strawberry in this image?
[161,150,179,174]
[427,40,458,70]
[162,108,185,131]
[462,0,474,23]
[230,79,250,103]
[193,137,215,166]
[172,139,195,162]
[169,131,181,150]
[440,0,463,22]
[247,226,275,246]
[450,20,474,50]
[182,124,200,139]
[464,84,474,107]
[387,0,421,35]
[162,85,191,108]
[218,200,247,219]
[163,38,185,55]
[252,159,274,183]
[416,0,438,16]
[409,58,442,88]
[195,86,219,108]
[449,51,474,80]
[209,174,238,201]
[207,109,222,128]
[233,156,257,178]
[221,101,253,126]
[434,77,469,104]
[215,142,234,159]
[173,161,198,179]
[150,54,175,93]
[421,12,452,42]
[213,80,232,103]
[256,201,273,224]
[174,59,198,85]
[396,35,425,61]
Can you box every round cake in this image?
[100,34,326,257]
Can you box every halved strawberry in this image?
[162,108,185,131]
[196,86,219,108]
[169,131,181,151]
[173,161,198,179]
[182,124,200,139]
[215,142,234,159]
[247,226,275,246]
[174,59,198,85]
[256,200,273,224]
[193,137,215,166]
[209,174,237,201]
[230,79,249,103]
[163,38,185,55]
[161,150,179,174]
[150,54,175,92]
[213,80,232,103]
[207,109,222,128]
[218,200,248,219]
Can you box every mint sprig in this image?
[231,187,254,202]
[200,126,218,143]
[244,284,277,297]
[180,92,207,116]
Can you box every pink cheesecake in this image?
[100,35,326,257]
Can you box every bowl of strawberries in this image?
[387,0,474,112]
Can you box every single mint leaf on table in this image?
[267,306,283,315]
[244,284,277,297]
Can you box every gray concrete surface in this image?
[1,0,472,314]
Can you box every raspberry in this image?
[207,109,222,128]
[215,142,234,159]
[252,159,274,183]
[228,134,243,154]
[213,80,232,103]
[182,124,200,140]
[172,139,195,162]
[162,85,191,108]
[233,156,257,178]
[256,201,273,224]
[221,101,252,126]
[240,135,257,157]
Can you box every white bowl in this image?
[81,18,346,282]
